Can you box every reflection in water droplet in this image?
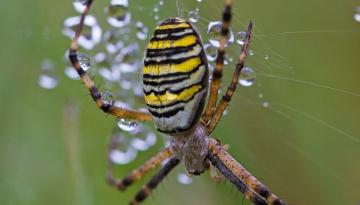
[63,15,102,50]
[236,31,246,45]
[135,21,148,40]
[77,53,91,71]
[106,0,131,27]
[109,133,137,165]
[117,118,139,132]
[207,21,234,48]
[177,173,193,185]
[188,10,199,23]
[101,91,115,106]
[239,67,256,87]
[73,0,87,13]
[204,43,217,61]
[38,59,58,90]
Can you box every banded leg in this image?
[202,0,233,124]
[107,146,174,190]
[206,22,253,134]
[68,0,151,121]
[208,153,267,205]
[130,157,180,205]
[208,138,287,205]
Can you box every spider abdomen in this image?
[143,18,208,134]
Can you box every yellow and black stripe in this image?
[143,18,208,134]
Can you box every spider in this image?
[68,0,288,204]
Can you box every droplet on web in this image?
[238,67,256,87]
[236,31,246,45]
[207,21,234,48]
[63,15,102,50]
[204,43,217,62]
[117,118,139,132]
[105,0,131,27]
[109,133,137,165]
[188,10,199,23]
[135,21,148,40]
[73,0,88,13]
[38,59,58,90]
[177,172,193,185]
[130,126,157,151]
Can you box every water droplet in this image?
[105,0,131,27]
[236,31,246,45]
[130,126,157,151]
[207,21,234,48]
[73,0,88,13]
[114,43,141,73]
[249,49,255,56]
[153,4,159,12]
[135,21,148,40]
[109,133,137,165]
[103,29,126,54]
[117,118,139,132]
[38,59,58,90]
[188,10,199,23]
[354,13,360,22]
[204,43,217,61]
[101,91,115,106]
[238,67,256,87]
[63,15,102,50]
[177,173,193,185]
[196,0,202,2]
[154,15,159,20]
[262,102,269,108]
[159,0,164,6]
[65,66,79,80]
[258,93,263,98]
[77,53,91,71]
[264,54,270,60]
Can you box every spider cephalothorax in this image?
[68,0,287,204]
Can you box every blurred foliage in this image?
[0,0,359,205]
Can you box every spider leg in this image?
[107,145,174,191]
[129,157,180,205]
[208,138,287,205]
[202,0,233,124]
[206,22,252,134]
[68,0,151,122]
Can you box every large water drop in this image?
[238,67,256,87]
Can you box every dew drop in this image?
[109,133,137,165]
[264,54,270,60]
[153,4,159,13]
[207,21,234,48]
[101,91,115,106]
[159,0,164,6]
[188,10,199,23]
[130,126,157,151]
[73,0,87,13]
[38,59,58,90]
[236,31,246,45]
[77,53,91,71]
[258,93,263,98]
[135,21,148,40]
[63,15,102,50]
[64,66,79,80]
[196,0,202,2]
[177,173,193,185]
[238,67,256,87]
[105,0,131,27]
[262,101,269,108]
[103,29,126,54]
[117,118,139,132]
[204,43,217,61]
[354,13,360,22]
[249,49,255,56]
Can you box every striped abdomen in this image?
[143,18,208,134]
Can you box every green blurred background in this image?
[1,0,359,205]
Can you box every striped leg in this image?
[202,0,233,124]
[107,146,174,190]
[68,0,151,121]
[206,22,253,134]
[129,157,180,205]
[208,138,287,205]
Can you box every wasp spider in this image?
[68,0,288,204]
